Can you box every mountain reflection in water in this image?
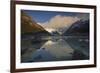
[21,36,89,63]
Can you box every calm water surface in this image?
[21,36,89,63]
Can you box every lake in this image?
[21,36,89,63]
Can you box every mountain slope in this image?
[63,19,89,36]
[21,11,50,35]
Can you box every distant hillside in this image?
[21,11,50,36]
[63,19,89,36]
[21,11,45,33]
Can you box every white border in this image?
[15,5,94,69]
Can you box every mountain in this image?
[21,11,50,36]
[50,31,60,36]
[41,15,80,35]
[63,19,89,36]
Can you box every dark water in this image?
[21,36,89,63]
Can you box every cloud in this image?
[76,13,89,20]
[41,15,80,30]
